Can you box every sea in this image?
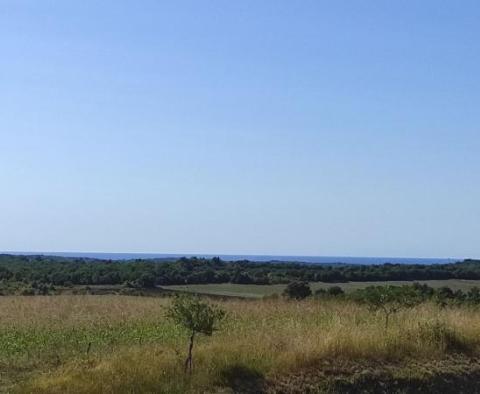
[2,252,460,265]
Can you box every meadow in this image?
[163,279,480,298]
[2,295,480,393]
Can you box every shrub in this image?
[282,281,312,300]
[20,287,36,296]
[135,273,156,288]
[467,287,480,303]
[327,286,344,296]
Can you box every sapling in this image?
[166,294,225,373]
[353,285,422,330]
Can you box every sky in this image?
[1,1,479,258]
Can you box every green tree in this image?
[135,272,156,288]
[352,285,421,330]
[283,281,312,300]
[166,294,225,373]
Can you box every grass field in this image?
[162,279,480,298]
[3,295,480,393]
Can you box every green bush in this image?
[282,281,312,300]
[327,286,344,296]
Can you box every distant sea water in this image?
[3,252,460,265]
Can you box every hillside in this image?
[3,295,480,393]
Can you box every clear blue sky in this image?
[1,1,479,258]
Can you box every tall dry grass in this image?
[2,296,480,393]
[0,295,165,328]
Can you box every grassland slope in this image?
[2,296,480,393]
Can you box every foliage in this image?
[166,294,225,372]
[315,286,345,298]
[167,294,225,336]
[351,285,423,329]
[327,286,344,296]
[282,281,312,300]
[1,254,480,290]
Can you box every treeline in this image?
[284,281,480,306]
[280,282,480,330]
[0,254,479,287]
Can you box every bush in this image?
[467,287,480,303]
[20,287,36,296]
[283,281,312,300]
[327,286,344,296]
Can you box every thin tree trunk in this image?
[184,332,195,374]
[380,306,390,332]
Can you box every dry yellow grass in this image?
[2,296,480,393]
[0,295,165,328]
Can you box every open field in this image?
[3,295,480,393]
[162,279,480,298]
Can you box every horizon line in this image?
[0,250,464,261]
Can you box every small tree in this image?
[327,286,344,297]
[352,285,421,330]
[166,294,225,373]
[283,281,312,300]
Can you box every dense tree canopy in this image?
[0,254,479,288]
[282,281,312,299]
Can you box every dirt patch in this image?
[264,356,480,394]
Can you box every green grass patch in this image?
[162,279,480,298]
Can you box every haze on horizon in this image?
[1,1,479,259]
